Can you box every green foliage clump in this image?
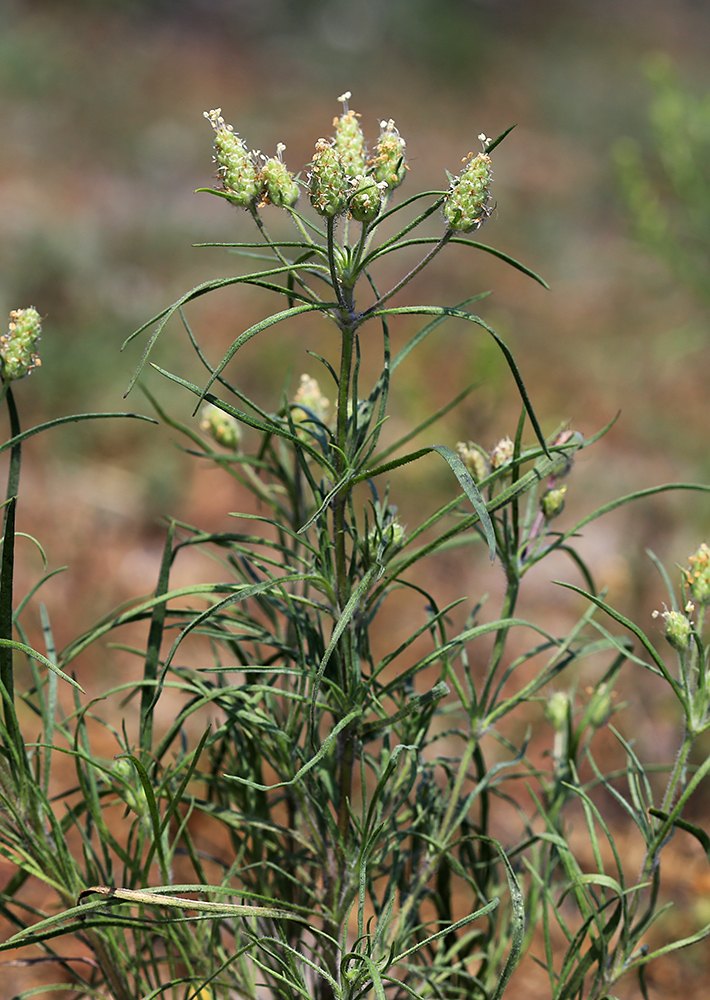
[614,53,710,304]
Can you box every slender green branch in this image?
[359,230,453,319]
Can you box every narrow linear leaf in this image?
[368,305,549,455]
[0,412,157,456]
[555,582,682,694]
[360,681,450,740]
[78,885,307,921]
[484,123,517,153]
[430,444,496,560]
[481,836,526,1000]
[390,297,491,373]
[122,271,328,394]
[622,920,710,970]
[139,520,175,754]
[369,236,548,288]
[392,898,499,964]
[0,637,84,692]
[450,238,549,287]
[555,483,710,552]
[648,807,710,855]
[197,302,332,409]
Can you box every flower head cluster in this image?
[456,435,517,480]
[309,99,408,219]
[308,97,408,219]
[203,95,415,225]
[203,96,506,244]
[1,307,42,382]
[443,149,493,233]
[684,543,710,606]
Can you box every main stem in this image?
[317,234,359,1000]
[333,319,354,627]
[333,317,357,844]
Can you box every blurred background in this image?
[2,0,710,995]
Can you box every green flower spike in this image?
[490,435,514,470]
[652,605,694,652]
[203,108,258,208]
[309,138,348,217]
[200,403,241,451]
[333,91,367,177]
[291,374,331,443]
[586,682,615,730]
[292,374,331,426]
[684,543,710,606]
[456,440,489,481]
[366,517,405,563]
[545,690,570,733]
[259,144,299,208]
[540,485,567,520]
[1,307,42,382]
[370,118,407,191]
[444,143,493,233]
[348,174,383,224]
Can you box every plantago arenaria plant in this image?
[3,95,710,1000]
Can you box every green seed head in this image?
[456,441,489,482]
[1,307,42,381]
[309,138,348,217]
[653,607,693,652]
[444,150,493,232]
[370,119,407,190]
[366,516,405,564]
[200,403,241,451]
[111,757,149,818]
[545,691,570,733]
[259,144,300,208]
[684,543,710,605]
[203,108,258,208]
[292,374,331,433]
[586,683,615,730]
[490,436,514,470]
[334,92,367,177]
[348,174,383,223]
[540,485,567,520]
